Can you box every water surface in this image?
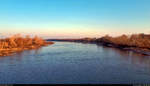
[0,42,150,84]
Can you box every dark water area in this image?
[0,42,150,84]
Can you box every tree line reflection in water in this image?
[96,43,150,69]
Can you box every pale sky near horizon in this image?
[0,0,150,38]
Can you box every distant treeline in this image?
[47,33,150,55]
[96,33,150,49]
[0,34,54,56]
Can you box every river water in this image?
[0,42,150,84]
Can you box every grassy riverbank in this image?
[0,34,54,56]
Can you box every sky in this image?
[0,0,150,38]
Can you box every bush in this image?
[0,34,48,50]
[97,33,150,49]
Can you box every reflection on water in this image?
[0,48,41,62]
[98,44,150,68]
[0,42,150,84]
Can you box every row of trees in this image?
[0,34,48,50]
[66,33,150,49]
[97,33,150,49]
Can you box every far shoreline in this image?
[47,33,150,56]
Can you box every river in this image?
[0,42,150,84]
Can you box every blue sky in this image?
[0,0,150,38]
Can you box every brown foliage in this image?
[97,33,150,49]
[0,34,54,56]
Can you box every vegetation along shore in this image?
[47,33,150,56]
[0,34,54,56]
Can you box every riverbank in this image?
[0,35,54,56]
[47,33,150,56]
